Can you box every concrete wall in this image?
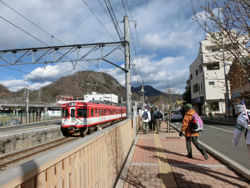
[0,125,63,157]
[0,118,137,188]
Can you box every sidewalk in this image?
[116,122,250,188]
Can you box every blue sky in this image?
[0,0,205,94]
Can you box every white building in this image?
[84,92,118,103]
[190,31,248,115]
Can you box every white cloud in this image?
[0,79,28,91]
[0,0,204,95]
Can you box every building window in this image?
[207,62,220,70]
[190,74,193,80]
[209,102,219,111]
[199,65,203,73]
[211,47,221,52]
[209,81,215,85]
[193,83,199,93]
[196,69,198,75]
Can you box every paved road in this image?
[171,121,250,170]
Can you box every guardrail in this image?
[0,117,138,188]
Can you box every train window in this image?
[95,109,98,116]
[99,109,101,115]
[62,109,68,117]
[104,109,106,115]
[70,109,75,118]
[91,109,94,116]
[77,109,87,118]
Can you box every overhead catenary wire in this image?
[80,0,115,41]
[0,0,65,45]
[0,15,49,47]
[97,0,113,24]
[104,0,123,41]
[121,0,128,16]
[123,0,144,87]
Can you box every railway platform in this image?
[116,122,250,188]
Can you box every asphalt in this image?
[115,121,250,188]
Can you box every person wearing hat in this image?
[179,103,208,160]
[141,105,151,134]
[232,104,250,156]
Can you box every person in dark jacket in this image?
[179,103,208,160]
[154,106,163,133]
[150,107,156,131]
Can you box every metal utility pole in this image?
[26,86,29,123]
[222,47,230,117]
[141,84,145,110]
[124,16,131,118]
[167,87,171,133]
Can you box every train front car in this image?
[61,101,88,137]
[61,102,127,137]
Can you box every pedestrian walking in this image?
[141,105,151,134]
[232,104,250,156]
[149,107,156,131]
[179,103,208,160]
[154,106,163,133]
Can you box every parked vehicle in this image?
[170,110,183,121]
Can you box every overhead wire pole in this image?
[124,15,131,118]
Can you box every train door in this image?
[70,107,76,123]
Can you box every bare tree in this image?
[191,0,249,66]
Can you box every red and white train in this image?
[61,101,127,136]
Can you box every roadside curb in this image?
[171,123,250,181]
[202,119,235,126]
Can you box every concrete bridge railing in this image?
[0,117,138,188]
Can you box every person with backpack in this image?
[154,106,163,133]
[141,105,151,134]
[179,103,208,160]
[150,107,156,131]
[232,104,250,156]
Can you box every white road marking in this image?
[173,122,234,134]
[205,125,234,133]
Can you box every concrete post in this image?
[26,87,29,123]
[124,16,131,118]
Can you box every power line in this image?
[121,0,128,16]
[104,0,123,41]
[97,0,113,23]
[0,0,65,45]
[0,15,49,46]
[80,0,115,41]
[123,0,144,86]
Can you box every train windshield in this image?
[62,109,68,117]
[77,108,87,118]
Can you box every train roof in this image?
[61,101,126,108]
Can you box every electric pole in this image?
[124,16,131,118]
[26,86,29,123]
[140,83,145,110]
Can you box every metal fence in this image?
[0,113,58,126]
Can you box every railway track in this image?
[0,137,79,171]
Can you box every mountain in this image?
[0,71,181,106]
[132,85,164,97]
[0,84,11,98]
[30,71,140,102]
